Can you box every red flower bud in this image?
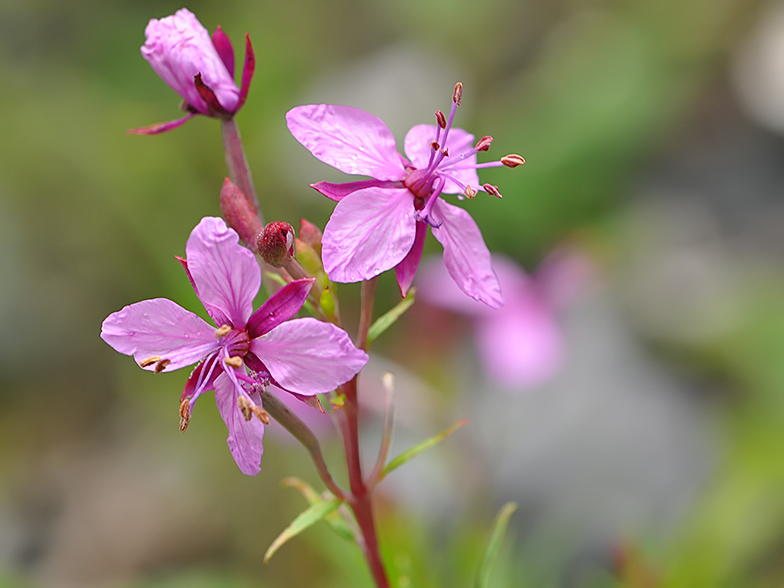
[220,178,263,248]
[257,222,295,267]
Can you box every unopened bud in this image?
[257,221,295,267]
[475,136,493,152]
[298,218,322,251]
[295,238,323,275]
[483,183,502,198]
[453,82,463,106]
[435,110,447,129]
[501,154,525,168]
[220,178,263,248]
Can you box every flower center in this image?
[217,326,251,360]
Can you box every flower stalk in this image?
[222,117,261,218]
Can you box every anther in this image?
[140,356,162,368]
[483,183,503,198]
[464,185,477,199]
[453,82,463,106]
[214,325,232,338]
[431,141,440,152]
[154,359,171,373]
[475,136,493,152]
[435,110,446,129]
[501,154,525,168]
[179,399,191,432]
[224,356,243,368]
[237,396,271,424]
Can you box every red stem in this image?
[221,117,261,220]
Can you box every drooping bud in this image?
[453,82,463,106]
[501,154,525,168]
[257,221,295,267]
[220,178,263,248]
[475,136,493,151]
[435,110,447,129]
[298,218,322,252]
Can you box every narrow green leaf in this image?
[367,287,416,345]
[381,418,467,479]
[264,497,342,563]
[282,478,356,542]
[475,502,518,588]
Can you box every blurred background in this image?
[1,0,784,586]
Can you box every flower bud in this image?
[220,178,262,248]
[257,222,295,267]
[298,218,322,252]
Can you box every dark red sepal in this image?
[212,25,235,79]
[194,73,230,117]
[237,33,255,111]
[127,113,195,135]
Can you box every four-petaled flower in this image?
[101,217,368,475]
[132,8,255,134]
[286,82,524,308]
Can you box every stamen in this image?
[214,324,232,338]
[453,82,463,106]
[501,154,525,168]
[431,141,440,152]
[483,183,503,198]
[415,176,446,227]
[475,136,493,151]
[140,356,161,368]
[224,356,243,368]
[154,359,171,373]
[237,396,270,424]
[464,185,477,199]
[179,399,191,432]
[435,110,446,129]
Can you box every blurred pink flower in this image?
[286,83,524,308]
[101,217,367,474]
[418,251,588,390]
[132,8,255,134]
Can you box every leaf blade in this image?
[367,287,416,345]
[475,502,518,588]
[381,418,467,479]
[264,496,342,563]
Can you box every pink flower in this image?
[286,83,524,308]
[132,9,255,134]
[101,217,368,474]
[418,255,566,390]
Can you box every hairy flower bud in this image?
[257,222,295,267]
[220,178,262,248]
[298,218,323,252]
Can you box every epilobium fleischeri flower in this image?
[286,83,524,308]
[101,217,368,475]
[131,8,255,134]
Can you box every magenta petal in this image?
[186,217,260,327]
[322,187,417,283]
[127,114,195,135]
[286,105,406,180]
[214,371,265,475]
[430,200,503,308]
[211,26,235,79]
[311,179,399,202]
[246,278,314,339]
[476,306,562,389]
[394,220,427,297]
[250,318,368,394]
[101,298,218,371]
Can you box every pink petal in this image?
[286,105,406,180]
[101,298,218,371]
[265,385,333,440]
[186,217,260,328]
[394,220,427,297]
[404,125,479,195]
[214,371,265,475]
[250,318,368,394]
[311,179,399,202]
[141,9,239,113]
[430,200,503,308]
[476,306,562,390]
[246,278,314,338]
[322,187,417,283]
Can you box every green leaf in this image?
[475,502,518,588]
[381,418,467,479]
[264,496,342,563]
[367,287,416,345]
[282,478,356,543]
